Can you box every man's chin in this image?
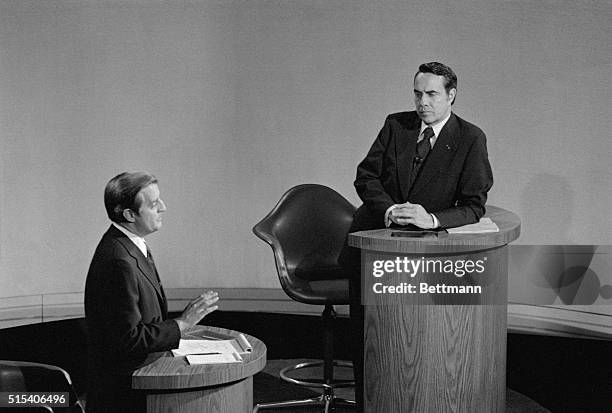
[420,115,442,126]
[417,112,432,122]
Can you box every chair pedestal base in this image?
[254,360,355,413]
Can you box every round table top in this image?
[348,205,520,254]
[132,326,267,390]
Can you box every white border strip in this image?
[508,303,612,340]
[1,289,609,339]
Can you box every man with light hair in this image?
[85,171,219,413]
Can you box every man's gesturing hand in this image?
[174,291,219,333]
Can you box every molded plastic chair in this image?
[0,360,85,413]
[252,184,356,413]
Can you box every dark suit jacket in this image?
[84,225,180,413]
[351,111,493,231]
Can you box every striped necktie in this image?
[411,126,434,185]
[416,127,433,165]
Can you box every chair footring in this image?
[279,360,355,389]
[253,392,356,413]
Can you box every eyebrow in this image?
[414,89,439,94]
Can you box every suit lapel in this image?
[409,114,459,197]
[396,117,421,201]
[107,226,166,307]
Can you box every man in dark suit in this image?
[351,62,492,233]
[85,171,219,413]
[342,62,493,411]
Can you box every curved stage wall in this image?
[1,287,610,340]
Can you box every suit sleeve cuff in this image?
[168,319,181,348]
[385,205,399,227]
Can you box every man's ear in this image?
[122,208,136,223]
[448,88,457,103]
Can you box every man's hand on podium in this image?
[174,291,219,333]
[389,202,435,229]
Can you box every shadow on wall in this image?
[511,173,612,306]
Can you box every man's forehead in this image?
[414,73,446,90]
[138,183,160,202]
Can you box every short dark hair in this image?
[415,62,457,103]
[104,171,158,223]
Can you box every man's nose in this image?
[159,199,167,212]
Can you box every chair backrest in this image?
[0,360,84,412]
[253,184,355,298]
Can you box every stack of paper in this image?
[185,353,242,365]
[172,333,253,365]
[446,217,499,234]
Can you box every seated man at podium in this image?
[85,171,220,413]
[340,62,493,411]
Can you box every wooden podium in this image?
[349,206,520,412]
[132,326,266,413]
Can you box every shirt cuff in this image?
[385,205,399,227]
[430,213,440,229]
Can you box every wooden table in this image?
[133,326,266,413]
[349,206,520,413]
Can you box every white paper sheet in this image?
[171,333,253,357]
[446,217,500,234]
[186,352,243,365]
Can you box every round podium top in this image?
[132,326,266,390]
[348,205,520,254]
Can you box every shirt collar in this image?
[112,222,148,258]
[420,111,452,138]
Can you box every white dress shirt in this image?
[112,222,148,258]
